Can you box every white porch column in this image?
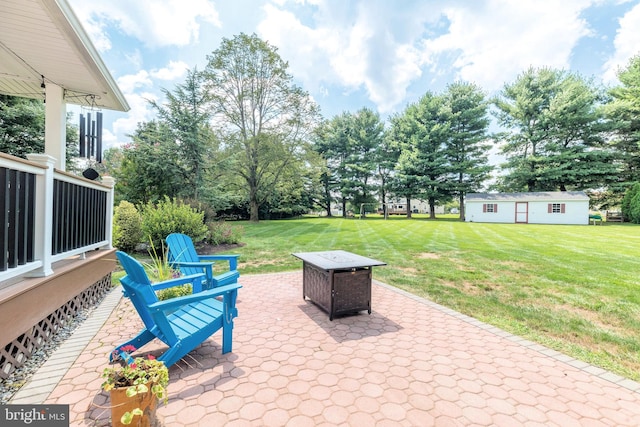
[44,83,67,171]
[25,153,56,277]
[102,176,116,249]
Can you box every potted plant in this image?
[102,345,169,426]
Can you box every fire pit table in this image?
[292,250,386,320]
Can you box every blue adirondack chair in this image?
[166,233,240,290]
[111,251,241,367]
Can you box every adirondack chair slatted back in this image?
[115,251,161,333]
[166,233,202,277]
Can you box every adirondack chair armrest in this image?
[150,273,206,292]
[149,283,242,312]
[169,260,215,271]
[197,254,239,271]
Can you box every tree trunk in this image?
[406,197,412,219]
[459,193,465,221]
[429,198,436,219]
[250,199,259,222]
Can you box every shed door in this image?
[515,202,528,223]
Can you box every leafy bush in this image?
[207,221,244,245]
[141,197,208,250]
[156,284,192,301]
[113,201,143,252]
[621,182,640,223]
[182,198,217,223]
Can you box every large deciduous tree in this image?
[494,67,617,192]
[203,33,319,221]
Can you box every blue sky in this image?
[67,0,640,150]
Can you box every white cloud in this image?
[258,0,599,114]
[112,91,158,144]
[602,2,640,83]
[150,61,190,80]
[116,71,153,94]
[422,0,594,93]
[69,0,221,49]
[258,1,433,113]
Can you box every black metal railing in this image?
[1,167,36,272]
[1,153,114,282]
[52,179,107,256]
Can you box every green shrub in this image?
[156,284,192,301]
[182,198,217,223]
[113,201,143,252]
[207,221,244,245]
[141,197,208,250]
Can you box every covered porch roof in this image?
[0,0,129,112]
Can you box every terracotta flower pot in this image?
[109,382,158,427]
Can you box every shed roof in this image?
[0,0,129,111]
[466,191,589,202]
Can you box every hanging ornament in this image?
[79,96,103,162]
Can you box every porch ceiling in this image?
[0,0,129,112]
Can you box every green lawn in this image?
[228,216,640,381]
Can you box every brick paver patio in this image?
[29,271,640,425]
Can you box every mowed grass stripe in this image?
[233,217,640,381]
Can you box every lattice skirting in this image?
[0,274,112,379]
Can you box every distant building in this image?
[465,191,590,225]
[383,199,445,215]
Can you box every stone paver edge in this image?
[372,278,640,393]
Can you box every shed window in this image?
[548,203,566,214]
[483,203,498,213]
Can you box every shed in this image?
[465,191,590,225]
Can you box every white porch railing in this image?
[0,152,114,284]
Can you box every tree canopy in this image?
[202,33,320,221]
[494,67,617,192]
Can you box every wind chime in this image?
[78,99,103,163]
[78,97,102,180]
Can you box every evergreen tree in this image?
[342,108,385,216]
[442,82,492,220]
[150,69,213,201]
[390,92,450,218]
[494,67,617,192]
[606,55,640,198]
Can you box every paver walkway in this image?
[15,271,640,425]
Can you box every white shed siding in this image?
[465,192,589,225]
[465,201,515,223]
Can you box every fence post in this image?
[101,176,116,249]
[25,154,56,277]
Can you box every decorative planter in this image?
[109,382,158,427]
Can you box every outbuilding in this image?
[465,191,590,225]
